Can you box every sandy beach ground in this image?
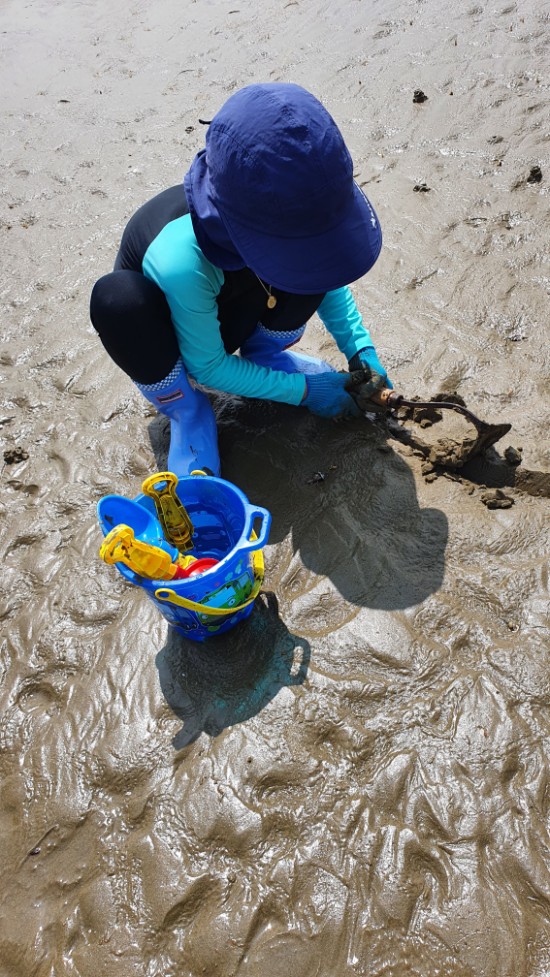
[1,0,550,975]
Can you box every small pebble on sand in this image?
[480,488,514,509]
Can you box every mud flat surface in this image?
[1,1,550,975]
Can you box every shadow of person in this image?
[155,590,310,749]
[212,394,449,611]
[146,393,446,737]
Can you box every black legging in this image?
[90,268,263,385]
[90,270,182,385]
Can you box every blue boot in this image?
[240,325,336,376]
[136,359,220,477]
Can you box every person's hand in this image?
[348,346,393,390]
[302,372,362,418]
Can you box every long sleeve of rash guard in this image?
[317,286,375,361]
[142,214,307,405]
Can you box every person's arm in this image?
[142,216,306,405]
[317,286,391,385]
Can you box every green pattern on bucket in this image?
[155,546,264,617]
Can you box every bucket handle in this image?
[237,505,272,554]
[154,549,264,617]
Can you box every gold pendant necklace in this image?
[255,274,277,309]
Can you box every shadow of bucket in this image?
[97,474,271,642]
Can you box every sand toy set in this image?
[97,471,271,641]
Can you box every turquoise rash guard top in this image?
[114,185,374,405]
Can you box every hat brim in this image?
[218,182,382,294]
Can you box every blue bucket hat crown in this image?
[184,83,382,293]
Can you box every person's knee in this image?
[90,269,163,333]
[89,272,123,331]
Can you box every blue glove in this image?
[348,346,393,390]
[302,372,362,418]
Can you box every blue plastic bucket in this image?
[97,474,271,641]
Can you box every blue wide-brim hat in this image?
[184,83,382,294]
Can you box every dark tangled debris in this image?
[527,165,542,184]
[3,447,29,465]
[413,89,428,103]
[511,165,543,191]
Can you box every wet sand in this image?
[1,0,550,975]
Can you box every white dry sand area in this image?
[1,1,550,976]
